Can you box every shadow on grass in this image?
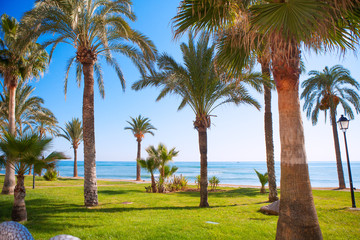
[98,189,143,195]
[176,188,261,198]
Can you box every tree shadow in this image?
[211,188,261,198]
[98,189,143,195]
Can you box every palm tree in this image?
[172,1,359,238]
[0,132,66,221]
[0,14,48,194]
[133,33,261,207]
[301,65,360,189]
[254,169,268,194]
[147,143,179,193]
[23,0,157,206]
[174,2,279,203]
[58,118,83,178]
[125,115,156,181]
[138,157,159,193]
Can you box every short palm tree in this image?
[172,1,359,237]
[138,157,159,193]
[23,0,157,206]
[58,118,83,177]
[254,169,268,194]
[0,132,66,221]
[125,115,156,181]
[147,143,179,193]
[0,14,48,194]
[133,33,260,207]
[301,65,360,189]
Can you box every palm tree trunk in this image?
[74,147,78,177]
[330,109,346,189]
[261,61,278,202]
[82,62,98,207]
[12,175,27,222]
[136,140,141,181]
[198,126,209,207]
[151,173,157,193]
[2,84,17,195]
[272,44,322,239]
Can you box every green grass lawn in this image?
[0,176,359,240]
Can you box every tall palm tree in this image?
[58,118,83,177]
[301,65,360,189]
[0,132,66,221]
[138,156,159,193]
[133,33,261,207]
[125,115,156,181]
[23,0,157,206]
[172,0,359,238]
[0,14,48,194]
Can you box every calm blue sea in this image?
[39,161,360,188]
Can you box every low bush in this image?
[166,175,188,192]
[43,169,58,181]
[209,176,220,190]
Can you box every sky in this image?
[0,0,359,165]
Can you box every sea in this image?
[40,161,360,188]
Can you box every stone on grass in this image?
[0,221,34,240]
[260,200,279,215]
[49,235,81,240]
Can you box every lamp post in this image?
[337,115,356,208]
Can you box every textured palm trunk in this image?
[12,175,27,222]
[2,84,17,195]
[198,126,209,207]
[260,185,266,194]
[330,109,346,189]
[82,62,98,207]
[272,42,322,239]
[73,147,78,177]
[261,60,278,202]
[151,173,157,193]
[136,140,141,181]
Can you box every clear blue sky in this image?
[1,0,359,164]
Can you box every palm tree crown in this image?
[301,65,360,124]
[133,33,260,127]
[23,0,157,96]
[58,118,83,149]
[124,115,156,142]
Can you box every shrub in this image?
[43,169,58,181]
[145,186,152,193]
[167,175,188,192]
[209,176,220,190]
[195,175,201,189]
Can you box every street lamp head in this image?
[337,115,349,132]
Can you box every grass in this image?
[0,176,359,240]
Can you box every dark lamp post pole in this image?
[337,115,356,208]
